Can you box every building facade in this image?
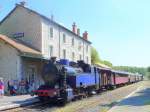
[0,4,91,92]
[0,4,91,64]
[0,34,43,92]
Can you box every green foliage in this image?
[101,60,113,67]
[91,47,101,64]
[91,47,148,73]
[113,66,147,76]
[146,72,150,79]
[146,67,150,79]
[147,67,150,72]
[91,47,112,67]
[91,47,148,76]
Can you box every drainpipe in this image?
[58,27,61,59]
[83,41,85,62]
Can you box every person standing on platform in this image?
[19,79,26,94]
[25,79,29,94]
[0,78,4,97]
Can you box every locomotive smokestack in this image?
[50,57,57,64]
[20,1,26,6]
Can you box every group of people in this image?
[7,79,36,96]
[0,78,37,97]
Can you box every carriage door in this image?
[27,66,36,86]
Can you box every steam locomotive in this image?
[33,57,143,104]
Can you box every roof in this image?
[0,34,42,57]
[111,70,130,75]
[95,62,111,69]
[0,4,92,44]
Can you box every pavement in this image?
[0,95,39,111]
[108,81,150,112]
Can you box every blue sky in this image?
[0,0,150,67]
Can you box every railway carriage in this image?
[98,68,112,89]
[136,74,143,81]
[129,73,136,83]
[112,70,129,86]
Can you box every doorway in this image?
[26,66,36,88]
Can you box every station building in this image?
[0,4,92,91]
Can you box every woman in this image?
[19,79,26,94]
[0,78,4,97]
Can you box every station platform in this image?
[108,81,150,112]
[0,95,39,111]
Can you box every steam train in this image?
[33,57,143,104]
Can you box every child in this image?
[9,85,16,96]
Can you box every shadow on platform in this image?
[116,88,150,107]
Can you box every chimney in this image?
[20,1,26,6]
[72,22,77,34]
[77,28,80,36]
[83,31,88,40]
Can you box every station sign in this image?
[13,32,24,39]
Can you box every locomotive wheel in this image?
[56,98,67,106]
[39,96,51,102]
[39,97,45,102]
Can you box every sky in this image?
[0,0,150,67]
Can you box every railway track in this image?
[2,81,144,112]
[1,101,53,112]
[53,81,144,112]
[1,88,110,112]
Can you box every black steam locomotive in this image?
[33,57,100,104]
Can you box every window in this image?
[79,54,82,60]
[50,27,53,38]
[72,38,74,46]
[63,49,66,59]
[63,33,66,43]
[86,45,88,52]
[78,42,82,51]
[72,52,75,61]
[49,45,53,57]
[86,56,89,63]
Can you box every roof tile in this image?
[0,34,41,55]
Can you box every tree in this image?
[113,66,147,76]
[146,67,150,79]
[91,46,113,67]
[91,47,101,64]
[147,67,150,72]
[102,60,113,67]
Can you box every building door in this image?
[26,66,36,90]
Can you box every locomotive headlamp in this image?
[53,91,57,95]
[55,85,59,89]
